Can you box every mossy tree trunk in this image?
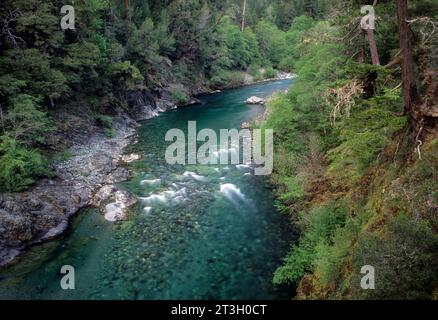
[396,0,421,120]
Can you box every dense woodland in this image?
[0,0,437,299]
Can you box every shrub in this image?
[352,214,438,299]
[171,90,188,105]
[108,61,144,90]
[248,64,263,81]
[4,94,52,145]
[274,202,348,285]
[327,91,407,183]
[264,67,277,79]
[228,71,245,87]
[95,114,114,138]
[0,136,49,192]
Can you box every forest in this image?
[0,0,437,300]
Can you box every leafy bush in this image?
[274,202,348,285]
[0,136,49,192]
[95,114,114,138]
[352,214,438,299]
[171,90,188,105]
[4,94,52,145]
[327,91,407,183]
[228,71,245,87]
[314,211,371,285]
[264,67,277,79]
[108,61,143,90]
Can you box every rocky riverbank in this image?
[0,112,142,267]
[0,72,295,268]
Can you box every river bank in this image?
[0,74,294,269]
[0,78,295,299]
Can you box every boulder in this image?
[103,190,137,222]
[245,96,265,105]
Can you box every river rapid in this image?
[0,79,295,300]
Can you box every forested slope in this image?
[0,0,326,192]
[263,0,438,299]
[0,0,437,300]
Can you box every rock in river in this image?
[245,96,265,105]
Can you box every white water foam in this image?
[140,187,188,205]
[220,183,247,204]
[183,171,208,182]
[140,179,161,186]
[236,164,251,170]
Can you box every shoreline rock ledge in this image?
[245,96,265,105]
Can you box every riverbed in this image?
[0,79,295,300]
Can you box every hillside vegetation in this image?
[0,0,437,300]
[0,0,329,191]
[263,0,438,299]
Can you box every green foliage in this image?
[209,70,245,89]
[352,214,438,299]
[0,136,49,192]
[255,20,288,68]
[4,94,52,145]
[274,202,348,285]
[62,42,101,85]
[171,90,188,105]
[108,61,144,90]
[0,49,68,100]
[266,3,437,300]
[264,67,276,79]
[314,211,371,285]
[95,114,114,138]
[327,91,407,181]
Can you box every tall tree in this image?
[396,0,420,118]
[241,0,247,32]
[124,0,130,21]
[367,0,380,65]
[366,28,380,65]
[359,29,366,63]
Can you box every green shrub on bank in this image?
[274,202,348,285]
[352,214,438,299]
[264,67,277,79]
[210,71,245,89]
[0,136,50,192]
[95,114,114,138]
[171,90,189,105]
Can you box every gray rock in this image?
[245,96,265,105]
[0,113,138,267]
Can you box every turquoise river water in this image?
[0,79,295,300]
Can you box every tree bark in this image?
[396,0,420,117]
[241,0,247,32]
[367,28,380,65]
[360,0,380,65]
[359,30,366,63]
[124,0,130,21]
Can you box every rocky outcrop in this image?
[0,114,139,267]
[127,90,177,121]
[0,82,207,267]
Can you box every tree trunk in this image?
[396,0,420,117]
[367,28,380,65]
[241,0,247,32]
[124,0,130,21]
[359,30,366,63]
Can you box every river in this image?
[0,79,295,300]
